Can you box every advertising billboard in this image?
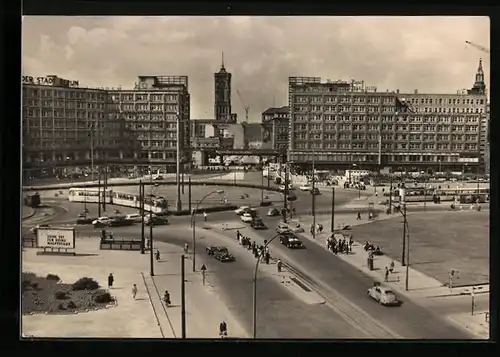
[36,228,75,249]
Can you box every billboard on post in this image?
[36,228,75,249]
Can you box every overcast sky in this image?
[22,16,490,122]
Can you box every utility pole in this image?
[149,197,154,276]
[188,177,192,213]
[97,169,101,217]
[283,163,288,223]
[89,124,95,182]
[140,181,145,254]
[401,186,407,266]
[330,187,335,232]
[176,111,182,211]
[181,254,186,338]
[312,154,316,240]
[260,168,264,204]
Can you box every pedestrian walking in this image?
[357,211,361,220]
[108,273,114,289]
[349,236,353,253]
[184,243,189,254]
[236,230,241,241]
[389,260,395,273]
[132,284,138,299]
[277,259,282,273]
[219,321,228,338]
[310,225,314,235]
[109,231,114,240]
[265,251,270,265]
[384,267,389,282]
[318,224,323,233]
[203,212,207,222]
[155,249,161,262]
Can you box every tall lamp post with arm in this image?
[252,232,281,339]
[190,190,225,272]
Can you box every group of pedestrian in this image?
[309,223,324,235]
[108,273,140,300]
[235,230,271,264]
[326,234,353,254]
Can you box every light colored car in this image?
[92,216,111,225]
[125,213,142,223]
[235,206,250,215]
[267,208,280,216]
[240,213,254,223]
[367,285,401,306]
[276,222,291,234]
[299,184,312,191]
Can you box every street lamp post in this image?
[89,124,95,182]
[149,181,160,277]
[190,190,224,272]
[311,152,316,240]
[252,232,281,339]
[388,199,410,290]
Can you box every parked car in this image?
[30,224,50,234]
[251,218,266,229]
[279,233,304,249]
[299,184,312,191]
[240,213,254,223]
[267,208,280,216]
[367,284,402,306]
[125,213,142,223]
[145,216,169,226]
[92,217,112,227]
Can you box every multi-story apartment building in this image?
[261,106,290,150]
[108,75,190,168]
[287,61,487,172]
[22,75,137,171]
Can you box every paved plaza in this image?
[350,211,489,287]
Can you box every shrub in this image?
[46,274,61,282]
[54,291,69,300]
[67,300,77,309]
[93,291,114,304]
[72,277,99,291]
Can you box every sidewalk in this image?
[21,237,247,338]
[290,203,489,338]
[448,311,489,339]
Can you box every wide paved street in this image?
[23,182,474,339]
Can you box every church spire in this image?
[476,57,484,83]
[221,51,225,70]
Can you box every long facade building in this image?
[22,75,191,174]
[286,61,488,172]
[22,75,137,167]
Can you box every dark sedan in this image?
[279,233,305,249]
[214,251,236,262]
[145,216,169,226]
[251,219,267,230]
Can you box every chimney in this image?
[414,89,418,94]
[396,89,400,94]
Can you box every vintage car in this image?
[267,208,280,216]
[240,213,254,223]
[235,206,253,215]
[279,233,304,249]
[107,216,135,227]
[214,250,236,262]
[251,218,266,229]
[92,217,112,228]
[145,215,169,226]
[367,283,402,306]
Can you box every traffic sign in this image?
[201,264,207,271]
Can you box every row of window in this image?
[406,97,485,105]
[292,105,485,114]
[293,132,478,141]
[24,100,106,109]
[293,142,478,150]
[138,141,179,148]
[109,94,179,102]
[292,123,479,132]
[292,114,482,123]
[23,88,106,100]
[294,95,396,105]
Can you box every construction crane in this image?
[236,89,249,123]
[465,41,490,54]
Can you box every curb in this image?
[22,209,37,221]
[427,290,489,298]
